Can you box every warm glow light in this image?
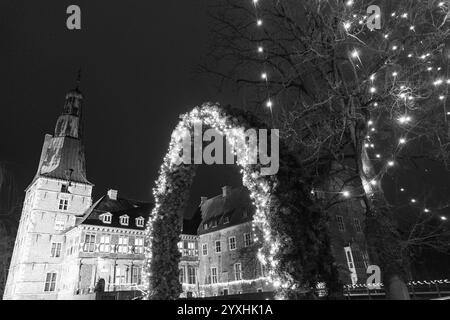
[343,21,351,31]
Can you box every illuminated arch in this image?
[144,102,337,299]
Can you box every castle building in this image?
[3,86,94,299]
[4,82,369,300]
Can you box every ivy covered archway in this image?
[144,103,339,299]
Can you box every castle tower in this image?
[3,77,94,299]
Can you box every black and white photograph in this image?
[1,0,450,311]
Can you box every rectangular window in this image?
[115,266,126,285]
[118,236,129,254]
[244,233,252,247]
[344,247,355,270]
[102,214,112,224]
[202,243,208,256]
[211,267,218,284]
[58,199,68,211]
[44,272,57,292]
[223,216,230,224]
[336,215,345,232]
[354,218,362,233]
[50,243,62,258]
[132,266,142,285]
[179,266,185,284]
[83,234,96,253]
[234,263,242,281]
[188,266,196,284]
[228,237,236,251]
[54,216,65,232]
[215,240,221,253]
[99,235,110,253]
[61,184,69,193]
[134,237,144,254]
[135,217,144,227]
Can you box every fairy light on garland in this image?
[143,102,292,298]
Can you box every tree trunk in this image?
[386,275,410,300]
[351,122,411,300]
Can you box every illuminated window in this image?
[135,216,145,227]
[83,234,96,252]
[132,266,142,285]
[50,243,62,258]
[58,199,68,211]
[215,240,221,253]
[336,215,345,232]
[179,266,185,283]
[228,237,236,251]
[44,272,57,292]
[99,235,110,252]
[234,263,242,281]
[134,237,144,254]
[119,215,129,226]
[118,236,129,253]
[115,266,126,285]
[244,233,252,247]
[188,266,196,284]
[102,213,112,224]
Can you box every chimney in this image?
[200,196,208,206]
[222,186,231,198]
[107,189,118,200]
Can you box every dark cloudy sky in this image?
[1,0,450,221]
[0,0,242,216]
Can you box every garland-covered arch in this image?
[144,103,339,299]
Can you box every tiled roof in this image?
[38,136,92,185]
[182,207,202,235]
[197,186,253,234]
[78,194,152,230]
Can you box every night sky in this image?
[1,1,450,220]
[0,0,242,217]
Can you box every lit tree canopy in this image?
[201,0,450,299]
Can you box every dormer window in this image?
[135,216,145,227]
[61,184,69,193]
[119,215,129,226]
[203,223,208,230]
[102,213,112,224]
[223,216,230,224]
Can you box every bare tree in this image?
[201,0,450,299]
